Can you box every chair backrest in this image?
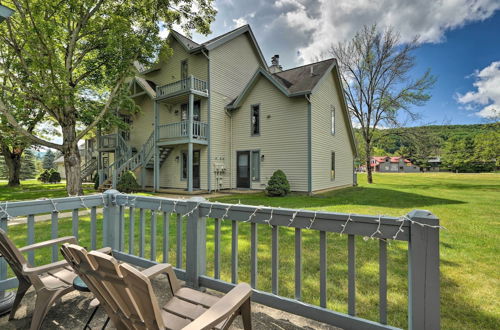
[61,244,165,330]
[0,229,32,286]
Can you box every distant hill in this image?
[369,123,498,155]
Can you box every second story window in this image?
[331,105,335,135]
[251,104,260,136]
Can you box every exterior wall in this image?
[310,69,355,191]
[230,76,309,191]
[209,33,263,190]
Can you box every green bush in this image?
[265,169,291,197]
[116,170,140,193]
[49,171,61,183]
[37,169,52,183]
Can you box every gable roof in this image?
[140,25,268,73]
[130,76,157,98]
[227,58,337,109]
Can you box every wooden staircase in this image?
[99,132,171,190]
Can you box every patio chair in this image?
[0,229,111,330]
[61,243,253,330]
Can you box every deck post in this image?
[102,189,120,250]
[407,210,440,330]
[185,197,207,288]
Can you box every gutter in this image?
[305,94,312,195]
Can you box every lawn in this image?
[4,173,500,329]
[0,180,95,201]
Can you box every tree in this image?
[265,170,291,197]
[20,149,37,179]
[442,137,476,172]
[329,25,435,183]
[42,150,56,170]
[0,0,216,195]
[474,128,500,168]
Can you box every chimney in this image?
[269,54,283,73]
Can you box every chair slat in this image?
[51,212,58,262]
[151,210,157,261]
[90,207,97,250]
[176,214,182,268]
[250,222,257,289]
[295,227,302,300]
[348,234,356,316]
[272,225,279,295]
[320,231,327,308]
[139,208,145,258]
[72,209,79,239]
[128,207,135,254]
[27,214,35,265]
[231,220,238,284]
[379,239,387,324]
[214,218,221,279]
[162,212,169,263]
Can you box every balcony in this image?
[156,75,208,100]
[98,134,116,150]
[158,120,208,144]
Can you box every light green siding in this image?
[209,33,263,190]
[310,68,355,190]
[231,76,309,191]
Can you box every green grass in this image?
[5,173,500,329]
[0,180,94,201]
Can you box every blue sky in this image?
[184,0,500,125]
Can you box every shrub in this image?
[265,169,291,197]
[116,171,140,193]
[94,174,100,190]
[48,170,61,183]
[37,169,51,183]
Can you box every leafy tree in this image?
[20,149,37,179]
[42,150,56,170]
[48,170,61,183]
[117,171,140,193]
[329,25,435,183]
[0,0,216,195]
[265,170,291,197]
[442,137,476,172]
[474,129,500,168]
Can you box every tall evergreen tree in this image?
[20,149,37,179]
[42,150,56,170]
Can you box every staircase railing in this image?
[81,158,97,179]
[113,131,155,187]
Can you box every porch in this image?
[0,191,441,329]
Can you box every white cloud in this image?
[270,0,500,63]
[457,61,500,119]
[232,17,248,28]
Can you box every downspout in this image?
[305,94,312,195]
[225,108,233,190]
[201,49,212,193]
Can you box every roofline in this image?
[129,77,156,99]
[226,68,310,110]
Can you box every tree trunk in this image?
[1,143,22,187]
[365,142,373,184]
[62,124,83,196]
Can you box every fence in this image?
[0,191,440,329]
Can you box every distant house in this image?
[426,157,442,172]
[55,138,97,181]
[370,156,420,173]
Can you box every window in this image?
[251,151,260,181]
[251,104,260,135]
[331,105,335,135]
[181,151,187,180]
[331,152,336,180]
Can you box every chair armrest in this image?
[19,236,77,253]
[22,260,69,276]
[182,283,252,330]
[96,247,112,255]
[141,263,182,294]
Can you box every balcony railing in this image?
[158,120,208,141]
[156,75,208,99]
[99,134,117,149]
[0,192,441,330]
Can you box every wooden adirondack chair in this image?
[0,229,111,330]
[61,243,253,330]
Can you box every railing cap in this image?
[406,209,439,225]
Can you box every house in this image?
[0,4,14,23]
[97,25,357,193]
[370,156,420,173]
[55,139,97,181]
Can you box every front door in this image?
[237,151,250,188]
[193,150,200,189]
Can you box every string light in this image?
[79,196,91,216]
[183,201,201,217]
[370,215,383,239]
[244,206,261,223]
[264,208,274,227]
[205,202,214,218]
[339,214,353,235]
[221,204,232,222]
[171,200,178,213]
[50,199,59,213]
[158,200,163,212]
[288,210,299,227]
[306,211,317,229]
[0,202,12,220]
